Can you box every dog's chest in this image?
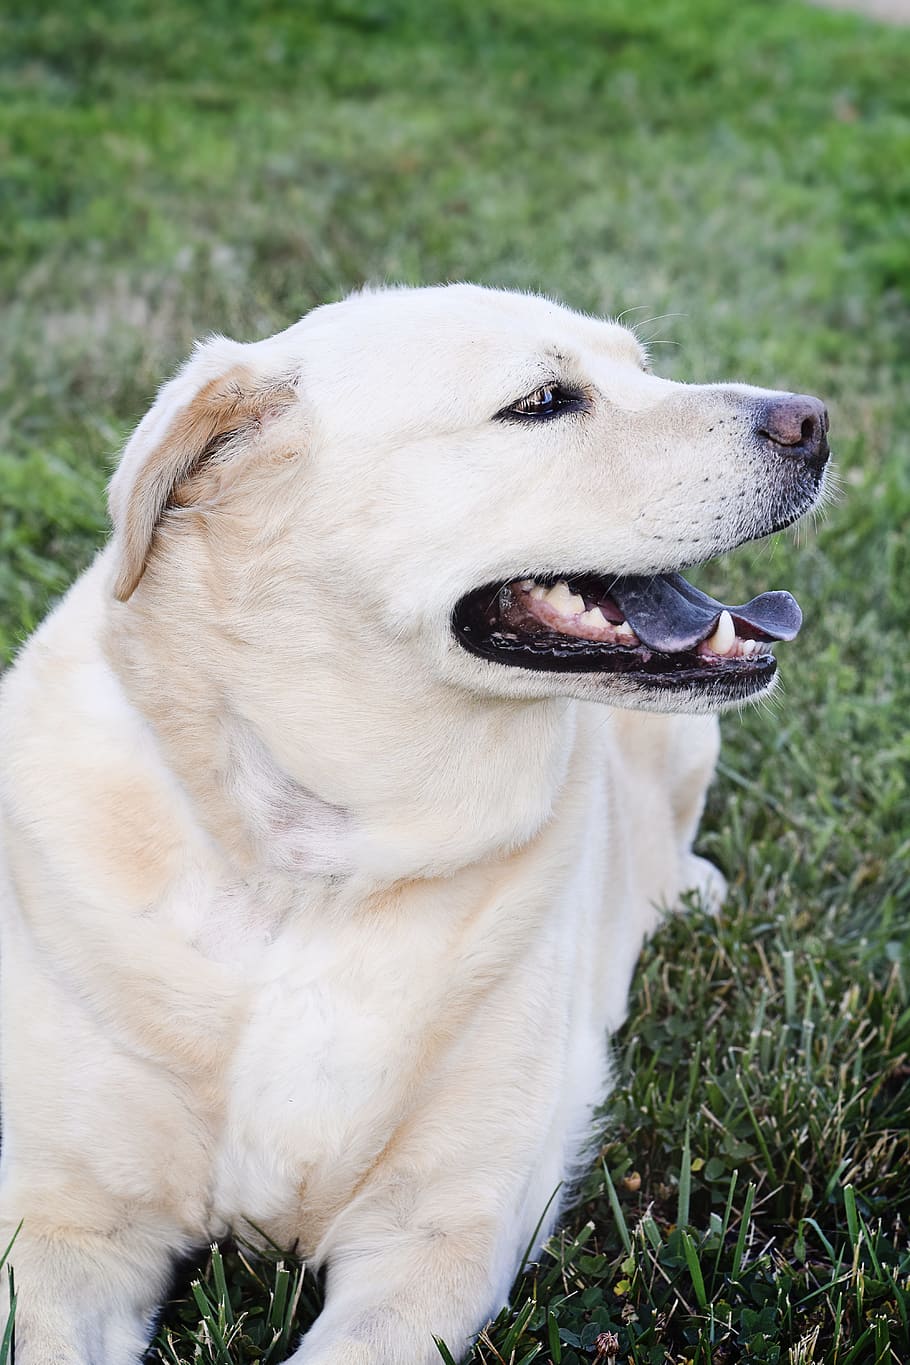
[199,738,666,1245]
[208,879,505,1232]
[213,925,406,1218]
[206,838,611,1241]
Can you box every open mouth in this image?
[453,571,802,698]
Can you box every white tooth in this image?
[615,619,638,641]
[545,582,584,615]
[519,579,535,590]
[579,606,608,630]
[530,585,546,600]
[706,610,735,656]
[742,638,757,656]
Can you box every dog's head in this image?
[108,284,829,717]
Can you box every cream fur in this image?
[0,284,818,1363]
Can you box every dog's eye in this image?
[498,384,586,422]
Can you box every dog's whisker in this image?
[632,312,688,341]
[613,304,654,325]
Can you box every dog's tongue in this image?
[608,573,802,652]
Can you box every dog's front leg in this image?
[0,1211,176,1365]
[0,924,211,1364]
[287,1194,513,1365]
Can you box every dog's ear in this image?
[108,336,300,602]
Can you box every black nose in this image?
[756,394,830,465]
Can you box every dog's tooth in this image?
[518,579,535,591]
[706,610,735,656]
[742,638,757,656]
[530,585,546,600]
[615,619,638,642]
[545,582,584,615]
[579,606,608,630]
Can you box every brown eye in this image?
[514,385,558,415]
[499,383,586,421]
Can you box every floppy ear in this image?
[108,335,300,602]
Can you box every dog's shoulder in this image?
[0,554,195,908]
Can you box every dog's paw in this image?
[285,1311,448,1365]
[680,853,727,917]
[286,1343,373,1365]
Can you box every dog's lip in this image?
[608,572,802,652]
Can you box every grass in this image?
[1,0,909,1359]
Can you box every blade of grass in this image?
[731,1183,756,1282]
[677,1123,692,1229]
[602,1161,632,1255]
[434,1337,459,1365]
[681,1229,708,1311]
[517,1183,562,1275]
[210,1245,234,1328]
[0,1267,15,1365]
[547,1309,562,1363]
[713,1170,739,1280]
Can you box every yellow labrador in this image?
[0,285,828,1363]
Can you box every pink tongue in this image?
[607,573,802,652]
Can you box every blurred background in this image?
[1,1,908,1361]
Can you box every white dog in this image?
[0,285,828,1363]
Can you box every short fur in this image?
[0,285,819,1363]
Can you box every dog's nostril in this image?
[756,394,829,463]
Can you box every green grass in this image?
[2,0,909,1360]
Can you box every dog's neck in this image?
[231,696,575,884]
[106,596,577,886]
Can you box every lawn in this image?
[1,0,909,1361]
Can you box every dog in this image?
[0,284,829,1363]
